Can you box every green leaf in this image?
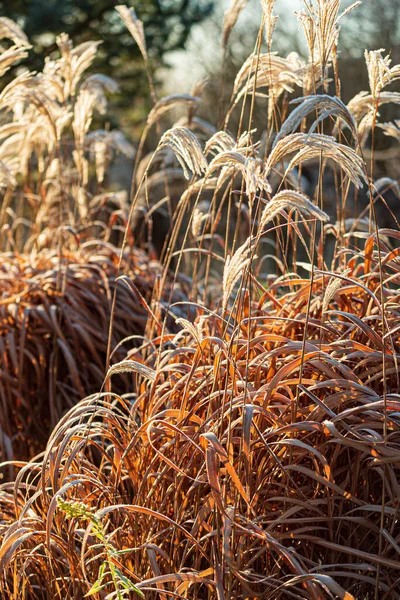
[114,569,144,598]
[85,579,109,597]
[98,561,107,581]
[84,562,108,596]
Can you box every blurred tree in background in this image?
[1,0,214,130]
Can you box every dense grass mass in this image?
[0,244,182,467]
[0,1,400,599]
[2,236,400,599]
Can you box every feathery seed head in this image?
[223,0,247,49]
[158,126,207,179]
[260,190,329,229]
[116,5,147,62]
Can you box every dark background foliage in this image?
[2,0,214,128]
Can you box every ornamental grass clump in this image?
[0,234,399,599]
[0,243,186,468]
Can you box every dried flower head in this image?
[116,5,147,62]
[233,52,304,104]
[0,17,29,47]
[322,269,351,313]
[147,94,201,128]
[205,129,259,156]
[191,205,209,238]
[266,133,366,189]
[379,120,400,143]
[261,0,278,48]
[365,49,392,100]
[223,0,247,49]
[223,238,254,312]
[207,151,271,205]
[275,94,357,144]
[0,46,30,78]
[157,127,207,179]
[260,190,329,229]
[297,1,361,74]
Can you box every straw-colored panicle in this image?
[0,16,29,47]
[379,120,400,143]
[348,91,400,126]
[16,106,72,177]
[147,94,201,129]
[365,49,393,101]
[233,52,304,106]
[346,51,400,142]
[87,130,135,184]
[49,34,102,100]
[72,89,96,182]
[266,132,366,189]
[222,238,254,312]
[116,5,147,62]
[349,91,400,146]
[204,130,267,203]
[373,177,400,199]
[296,9,317,65]
[207,151,271,207]
[0,46,30,78]
[157,126,207,179]
[0,86,71,169]
[80,74,119,114]
[222,0,247,49]
[0,25,135,241]
[92,137,109,183]
[75,186,88,220]
[275,94,357,143]
[191,205,209,239]
[297,1,361,81]
[260,0,278,48]
[205,130,238,155]
[260,189,329,229]
[174,317,204,346]
[242,156,271,203]
[205,129,259,156]
[322,269,350,314]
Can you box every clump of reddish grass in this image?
[0,233,399,599]
[0,242,185,468]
